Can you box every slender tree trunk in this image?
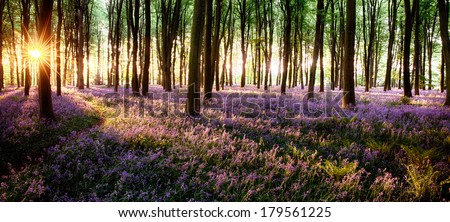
[96,27,101,85]
[7,0,19,88]
[319,19,325,92]
[38,0,55,119]
[187,0,204,116]
[239,0,248,88]
[214,0,223,92]
[413,1,420,95]
[55,0,62,96]
[336,0,344,90]
[263,0,274,91]
[203,0,213,99]
[342,0,356,107]
[85,4,93,89]
[229,16,234,86]
[22,0,31,95]
[142,0,151,96]
[114,0,124,92]
[0,0,5,92]
[131,0,140,95]
[256,0,262,89]
[161,0,182,92]
[403,0,417,98]
[307,0,324,98]
[330,0,336,90]
[385,0,398,91]
[427,11,437,90]
[76,0,86,90]
[441,51,445,93]
[438,0,450,105]
[281,1,291,94]
[126,2,131,89]
[398,23,404,89]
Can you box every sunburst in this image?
[22,27,58,77]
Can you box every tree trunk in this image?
[214,0,223,92]
[7,0,19,88]
[342,0,356,108]
[131,0,140,95]
[330,0,336,90]
[413,0,420,95]
[55,0,62,95]
[281,0,291,94]
[319,17,325,92]
[239,0,248,88]
[403,0,417,98]
[203,0,213,99]
[38,0,55,119]
[114,0,124,92]
[96,27,101,85]
[142,0,150,96]
[385,0,398,91]
[85,4,93,89]
[307,0,324,98]
[0,0,5,92]
[364,0,377,92]
[161,0,182,92]
[126,3,131,89]
[427,11,437,91]
[22,0,31,95]
[263,0,274,91]
[336,0,344,90]
[229,15,234,86]
[76,0,86,90]
[441,51,445,93]
[187,0,204,116]
[438,0,450,105]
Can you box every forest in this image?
[0,0,450,201]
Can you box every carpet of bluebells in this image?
[1,85,450,201]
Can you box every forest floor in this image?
[1,85,450,201]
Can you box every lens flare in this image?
[29,49,42,60]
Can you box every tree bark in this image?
[307,0,324,98]
[38,0,55,119]
[204,0,213,99]
[114,0,124,92]
[142,0,151,96]
[130,0,140,95]
[56,0,62,95]
[441,51,445,93]
[161,0,182,92]
[281,0,292,94]
[437,0,450,105]
[238,0,249,88]
[187,0,204,116]
[402,0,417,98]
[330,0,336,90]
[76,0,86,90]
[0,0,5,92]
[342,0,356,108]
[214,0,223,92]
[22,0,31,95]
[413,0,420,95]
[385,0,398,91]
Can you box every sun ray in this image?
[22,30,60,79]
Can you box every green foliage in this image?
[401,96,411,105]
[401,145,441,165]
[322,160,358,180]
[406,164,440,200]
[366,139,394,154]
